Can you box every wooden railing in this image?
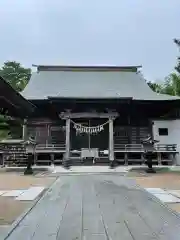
[0,142,178,155]
[114,144,144,152]
[35,144,66,151]
[35,143,177,153]
[114,144,177,152]
[154,144,177,152]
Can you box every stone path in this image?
[0,187,45,200]
[51,165,129,174]
[145,188,180,203]
[4,174,180,239]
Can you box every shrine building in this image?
[1,65,180,166]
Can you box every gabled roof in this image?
[21,65,180,101]
[0,76,35,117]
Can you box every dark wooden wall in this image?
[27,118,65,145]
[26,117,151,147]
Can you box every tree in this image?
[137,71,163,93]
[147,82,162,93]
[0,61,31,139]
[174,39,180,74]
[0,61,31,92]
[162,73,180,96]
[0,114,9,139]
[147,74,180,97]
[148,39,180,96]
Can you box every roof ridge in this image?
[32,65,142,72]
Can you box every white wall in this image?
[153,120,180,164]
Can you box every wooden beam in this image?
[59,112,119,119]
[109,117,114,161]
[22,119,27,140]
[65,118,70,161]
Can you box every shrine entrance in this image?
[60,112,118,164]
[71,119,109,151]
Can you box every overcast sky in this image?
[0,0,179,81]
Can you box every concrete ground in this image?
[131,171,180,215]
[4,174,180,240]
[0,172,55,190]
[132,172,180,190]
[0,172,56,227]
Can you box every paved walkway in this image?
[51,166,129,174]
[4,174,180,239]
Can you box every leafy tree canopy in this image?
[147,82,162,93]
[148,39,180,96]
[174,38,180,74]
[148,73,180,96]
[0,61,31,139]
[0,61,31,92]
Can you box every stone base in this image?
[24,167,33,175]
[63,160,71,169]
[64,165,71,170]
[146,168,156,173]
[109,161,115,169]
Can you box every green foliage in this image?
[0,114,22,140]
[148,39,180,96]
[0,61,31,92]
[148,73,180,96]
[0,115,9,139]
[174,39,180,74]
[0,61,31,139]
[162,73,180,96]
[147,82,162,93]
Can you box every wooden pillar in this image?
[34,153,38,165]
[22,119,27,140]
[124,153,128,165]
[157,152,162,165]
[171,153,177,166]
[46,124,50,146]
[141,152,145,165]
[50,153,54,165]
[65,118,71,161]
[109,117,114,162]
